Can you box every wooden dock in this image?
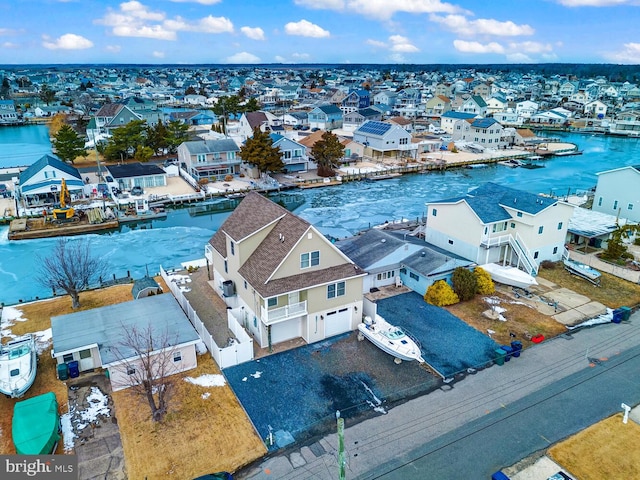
[8,217,119,240]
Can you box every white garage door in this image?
[324,308,351,337]
[270,317,302,344]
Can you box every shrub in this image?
[198,178,209,185]
[224,174,234,182]
[540,260,555,269]
[474,266,495,295]
[451,267,477,301]
[424,280,460,307]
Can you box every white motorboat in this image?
[0,334,38,398]
[480,263,538,289]
[563,258,601,285]
[357,315,425,364]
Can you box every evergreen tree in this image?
[52,124,87,164]
[451,267,477,301]
[104,119,147,161]
[474,267,495,295]
[311,131,345,177]
[134,145,154,163]
[424,280,459,307]
[39,83,56,105]
[145,121,170,156]
[239,127,284,174]
[165,120,190,153]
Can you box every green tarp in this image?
[12,392,60,455]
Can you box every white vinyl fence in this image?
[160,266,254,369]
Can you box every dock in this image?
[8,216,119,240]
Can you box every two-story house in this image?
[592,166,640,222]
[425,183,575,277]
[177,138,241,182]
[352,120,417,162]
[205,192,365,350]
[342,107,382,132]
[340,89,371,115]
[18,154,84,208]
[269,134,310,173]
[424,95,451,117]
[308,104,343,130]
[440,111,478,134]
[465,118,505,148]
[458,95,488,117]
[0,99,20,124]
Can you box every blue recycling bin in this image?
[501,345,513,362]
[491,471,510,480]
[68,360,80,378]
[510,341,522,358]
[612,308,624,324]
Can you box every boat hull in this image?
[0,334,37,398]
[563,259,601,284]
[480,264,538,289]
[357,316,424,363]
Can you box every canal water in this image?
[1,130,638,305]
[0,124,51,169]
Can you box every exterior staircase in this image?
[482,232,538,276]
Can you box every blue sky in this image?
[1,0,640,65]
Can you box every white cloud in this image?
[2,41,18,49]
[42,33,94,50]
[152,50,165,58]
[557,0,638,6]
[292,52,311,59]
[0,28,19,36]
[284,19,330,38]
[607,42,640,63]
[507,41,553,54]
[389,34,419,52]
[506,52,534,63]
[274,55,287,62]
[170,0,222,4]
[366,39,387,48]
[105,45,121,53]
[389,53,407,63]
[295,0,468,20]
[241,26,265,41]
[226,51,261,63]
[430,14,534,36]
[453,39,505,54]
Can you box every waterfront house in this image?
[343,107,382,132]
[515,100,539,119]
[609,109,640,135]
[592,166,640,223]
[268,134,310,173]
[308,104,343,131]
[17,154,84,208]
[204,192,365,350]
[0,99,19,124]
[51,294,200,391]
[452,118,505,148]
[106,162,167,192]
[440,111,478,134]
[584,100,608,119]
[353,120,417,162]
[177,138,241,182]
[425,183,574,275]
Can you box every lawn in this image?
[548,413,640,480]
[538,262,640,309]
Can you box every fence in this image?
[160,265,254,369]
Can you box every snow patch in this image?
[250,371,262,379]
[201,392,211,400]
[0,306,26,337]
[166,273,192,292]
[80,387,111,424]
[60,413,76,453]
[34,328,52,354]
[184,374,226,387]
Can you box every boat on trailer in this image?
[0,334,37,398]
[357,315,425,364]
[563,257,601,285]
[480,263,538,289]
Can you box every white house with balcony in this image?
[205,192,365,351]
[268,134,311,173]
[352,120,417,162]
[177,138,241,182]
[425,183,574,277]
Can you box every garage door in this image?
[270,317,302,344]
[324,308,351,337]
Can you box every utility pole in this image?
[337,410,346,480]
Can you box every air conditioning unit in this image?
[222,280,235,297]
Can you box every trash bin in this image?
[619,306,632,321]
[494,348,506,366]
[501,345,513,362]
[57,363,69,381]
[612,308,624,324]
[68,360,80,378]
[510,341,523,358]
[491,471,510,480]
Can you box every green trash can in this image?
[57,363,69,380]
[494,348,506,366]
[620,306,632,321]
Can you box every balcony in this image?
[261,300,307,326]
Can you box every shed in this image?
[132,276,162,299]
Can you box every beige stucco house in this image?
[205,192,365,350]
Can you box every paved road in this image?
[237,311,640,479]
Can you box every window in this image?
[432,208,437,217]
[173,351,182,362]
[448,239,453,245]
[510,222,516,229]
[517,212,523,217]
[300,251,320,269]
[613,200,618,210]
[63,353,74,363]
[79,349,91,359]
[244,280,247,289]
[556,222,563,230]
[399,138,408,145]
[400,268,407,274]
[127,367,136,375]
[327,281,346,299]
[268,297,278,307]
[553,246,558,254]
[628,203,634,211]
[534,251,539,259]
[598,197,603,207]
[197,154,206,163]
[538,226,544,234]
[230,241,235,255]
[224,260,228,273]
[409,272,419,281]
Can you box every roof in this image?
[131,276,161,298]
[471,95,487,107]
[356,121,392,136]
[244,111,268,129]
[183,138,240,154]
[568,206,623,238]
[335,229,413,270]
[95,103,122,118]
[442,111,477,120]
[314,104,342,115]
[51,294,199,365]
[19,154,81,185]
[209,192,364,298]
[107,162,166,179]
[470,118,499,129]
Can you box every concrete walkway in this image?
[236,310,640,479]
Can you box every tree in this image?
[311,131,345,177]
[35,238,109,309]
[39,84,56,105]
[601,224,640,262]
[145,120,170,156]
[474,267,495,295]
[48,113,68,137]
[424,280,459,307]
[52,124,87,164]
[134,145,154,163]
[165,120,190,153]
[451,267,477,301]
[109,324,178,422]
[185,85,197,95]
[104,119,147,161]
[0,77,11,98]
[243,97,260,113]
[239,127,284,174]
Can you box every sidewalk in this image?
[236,310,640,479]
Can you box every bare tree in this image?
[35,237,109,309]
[109,324,179,422]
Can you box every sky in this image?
[1,0,640,65]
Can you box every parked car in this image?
[131,186,144,196]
